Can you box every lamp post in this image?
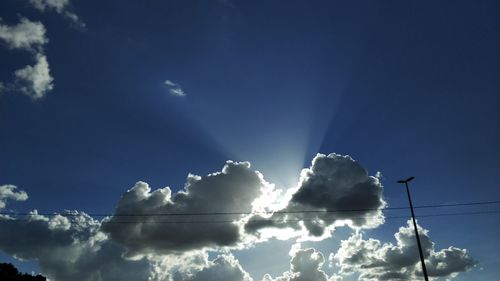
[397,176,429,281]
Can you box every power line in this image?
[102,209,500,224]
[413,200,500,210]
[2,209,500,224]
[1,199,499,218]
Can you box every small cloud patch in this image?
[0,185,28,209]
[164,80,186,97]
[27,0,86,29]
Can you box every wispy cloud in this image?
[27,0,86,29]
[164,79,186,97]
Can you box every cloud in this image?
[14,53,54,99]
[0,205,254,281]
[0,199,250,281]
[0,185,28,209]
[28,0,69,13]
[0,17,47,51]
[102,161,269,256]
[0,18,53,99]
[0,211,157,281]
[0,155,478,281]
[245,153,386,240]
[104,153,387,256]
[263,244,342,281]
[164,80,186,97]
[332,220,476,280]
[27,0,85,28]
[174,254,253,281]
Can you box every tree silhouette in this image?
[0,263,46,281]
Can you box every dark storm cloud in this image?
[102,161,268,255]
[245,153,386,238]
[332,220,476,280]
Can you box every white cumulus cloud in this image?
[14,53,54,99]
[0,155,477,281]
[174,254,253,281]
[0,17,54,99]
[263,245,342,281]
[0,17,47,51]
[102,161,270,256]
[0,184,28,209]
[332,220,476,280]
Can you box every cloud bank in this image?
[0,153,476,281]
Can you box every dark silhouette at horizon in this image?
[0,263,46,281]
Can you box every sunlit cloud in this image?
[14,53,54,99]
[0,185,28,209]
[0,154,475,281]
[0,17,47,51]
[0,17,54,99]
[263,243,343,281]
[245,153,386,241]
[332,220,476,280]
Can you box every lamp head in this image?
[397,176,415,184]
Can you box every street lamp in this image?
[397,176,429,281]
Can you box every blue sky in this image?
[0,1,499,281]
